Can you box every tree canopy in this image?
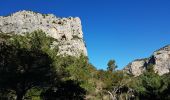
[0,42,58,100]
[0,31,169,100]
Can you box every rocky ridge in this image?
[124,45,170,76]
[0,10,87,57]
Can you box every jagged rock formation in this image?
[124,59,148,76]
[124,45,170,76]
[0,10,87,57]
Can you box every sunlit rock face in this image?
[124,45,170,76]
[153,45,170,75]
[124,59,148,76]
[0,10,87,57]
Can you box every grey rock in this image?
[124,59,148,76]
[153,45,170,75]
[124,45,170,76]
[0,10,87,57]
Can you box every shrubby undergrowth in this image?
[0,31,169,100]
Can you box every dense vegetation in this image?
[0,31,169,100]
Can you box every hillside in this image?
[0,10,87,57]
[0,11,170,100]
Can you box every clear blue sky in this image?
[0,0,170,69]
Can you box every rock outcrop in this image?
[124,45,170,76]
[124,59,148,76]
[0,10,87,57]
[153,45,170,75]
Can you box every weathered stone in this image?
[153,45,170,75]
[124,45,170,76]
[0,10,87,57]
[124,59,148,76]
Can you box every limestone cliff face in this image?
[124,45,170,76]
[153,45,170,75]
[0,10,87,57]
[124,59,148,76]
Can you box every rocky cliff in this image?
[124,45,170,76]
[0,10,87,57]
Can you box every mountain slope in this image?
[0,10,87,57]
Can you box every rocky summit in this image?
[124,45,170,76]
[0,10,87,57]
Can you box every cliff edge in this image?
[0,10,87,57]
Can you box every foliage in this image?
[55,55,97,92]
[0,42,58,100]
[41,80,86,100]
[0,31,98,99]
[132,68,168,100]
[136,74,160,99]
[8,30,57,53]
[161,73,170,99]
[25,87,42,100]
[107,59,117,72]
[0,31,170,100]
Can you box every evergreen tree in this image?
[107,59,117,72]
[0,42,58,100]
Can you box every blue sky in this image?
[0,0,170,69]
